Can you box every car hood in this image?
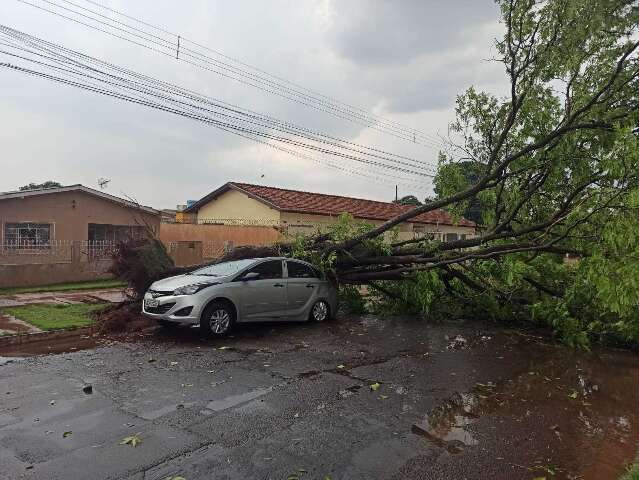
[149,274,228,291]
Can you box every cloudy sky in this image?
[0,0,506,209]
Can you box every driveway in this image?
[1,315,638,479]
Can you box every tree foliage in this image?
[19,181,63,191]
[393,195,423,206]
[316,0,639,346]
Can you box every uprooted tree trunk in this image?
[111,0,639,346]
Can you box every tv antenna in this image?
[97,178,111,189]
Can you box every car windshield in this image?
[188,258,258,277]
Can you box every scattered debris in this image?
[446,335,468,350]
[120,433,142,447]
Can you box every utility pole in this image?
[395,185,398,202]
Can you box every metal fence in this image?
[80,240,119,260]
[0,240,118,265]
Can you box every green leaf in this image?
[120,433,142,447]
[370,383,381,391]
[62,431,72,438]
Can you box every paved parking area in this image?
[1,316,638,479]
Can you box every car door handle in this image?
[273,283,285,287]
[305,284,315,288]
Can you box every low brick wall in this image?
[0,260,113,288]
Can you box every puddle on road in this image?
[412,415,478,454]
[412,392,480,454]
[204,386,276,412]
[410,346,639,479]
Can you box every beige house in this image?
[182,182,476,242]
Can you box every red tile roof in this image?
[189,182,475,227]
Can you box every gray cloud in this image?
[0,0,505,208]
[328,0,499,65]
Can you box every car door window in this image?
[245,260,282,280]
[287,261,318,279]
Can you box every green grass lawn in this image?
[0,303,107,330]
[0,279,125,296]
[622,456,639,480]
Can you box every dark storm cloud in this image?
[329,0,499,65]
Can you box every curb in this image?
[0,325,96,348]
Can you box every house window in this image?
[3,223,52,247]
[445,233,459,242]
[88,223,146,242]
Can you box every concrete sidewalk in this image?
[0,288,126,308]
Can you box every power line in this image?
[73,0,447,147]
[0,25,437,176]
[0,24,437,190]
[16,0,448,149]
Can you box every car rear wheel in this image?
[310,300,330,322]
[200,301,235,337]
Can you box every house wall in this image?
[192,193,475,242]
[160,222,282,260]
[0,190,160,242]
[280,212,475,241]
[195,190,281,224]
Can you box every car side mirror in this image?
[241,272,260,281]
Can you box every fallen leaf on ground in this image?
[120,434,142,447]
[217,346,231,350]
[169,361,178,366]
[336,364,346,369]
[379,395,389,400]
[370,383,381,391]
[568,390,578,399]
[62,431,72,438]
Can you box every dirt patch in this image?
[0,331,100,356]
[94,302,156,334]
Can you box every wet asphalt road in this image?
[1,315,638,480]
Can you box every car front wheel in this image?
[200,301,235,337]
[310,300,330,322]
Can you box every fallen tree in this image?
[113,0,639,346]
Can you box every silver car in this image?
[142,257,338,336]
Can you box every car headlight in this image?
[173,283,217,296]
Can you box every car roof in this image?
[241,257,315,265]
